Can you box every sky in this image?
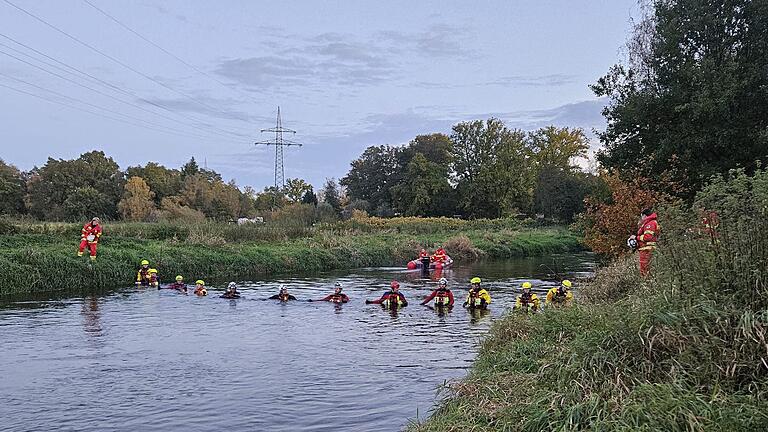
[0,0,639,190]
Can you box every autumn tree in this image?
[341,145,401,211]
[391,153,455,216]
[579,173,667,256]
[528,126,590,171]
[126,162,182,205]
[118,176,156,221]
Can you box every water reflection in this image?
[80,296,102,338]
[468,308,491,324]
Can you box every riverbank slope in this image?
[0,217,582,296]
[409,172,768,431]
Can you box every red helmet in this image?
[390,281,400,289]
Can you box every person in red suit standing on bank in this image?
[77,217,102,261]
[630,208,659,277]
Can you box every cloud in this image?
[499,98,608,131]
[409,73,578,90]
[377,24,472,58]
[214,24,474,89]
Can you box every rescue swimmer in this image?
[77,217,102,261]
[421,277,454,308]
[463,277,491,309]
[545,280,573,307]
[366,281,408,309]
[221,282,241,299]
[309,282,349,303]
[268,286,297,302]
[514,282,540,313]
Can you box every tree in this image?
[391,153,455,216]
[181,157,200,177]
[342,199,370,219]
[158,197,206,222]
[178,174,241,220]
[451,118,533,218]
[320,178,342,214]
[301,190,318,206]
[284,178,313,203]
[61,186,114,221]
[126,162,182,205]
[341,145,402,211]
[592,0,768,198]
[401,133,453,166]
[118,176,156,221]
[239,186,258,218]
[533,167,602,223]
[26,151,123,220]
[528,126,590,171]
[0,159,26,215]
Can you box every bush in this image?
[442,235,482,260]
[579,173,669,256]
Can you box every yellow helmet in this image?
[522,282,532,289]
[149,268,157,274]
[561,280,572,288]
[175,275,183,281]
[141,260,149,266]
[470,277,481,284]
[195,280,205,285]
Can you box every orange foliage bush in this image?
[579,174,667,256]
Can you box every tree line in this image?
[340,123,606,221]
[0,152,287,222]
[0,123,606,224]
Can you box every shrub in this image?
[579,173,669,256]
[442,235,483,260]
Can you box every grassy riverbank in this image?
[0,217,582,296]
[409,172,768,431]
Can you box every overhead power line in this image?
[2,0,252,137]
[0,41,246,142]
[0,80,241,143]
[81,0,257,103]
[0,71,244,143]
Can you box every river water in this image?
[0,254,594,432]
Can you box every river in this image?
[0,253,594,432]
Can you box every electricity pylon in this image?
[254,107,302,206]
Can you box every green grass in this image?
[0,219,582,296]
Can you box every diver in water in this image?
[421,277,454,308]
[221,282,241,299]
[193,280,208,296]
[268,285,297,302]
[365,281,408,309]
[463,277,491,309]
[309,282,349,303]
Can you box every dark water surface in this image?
[1,254,594,432]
